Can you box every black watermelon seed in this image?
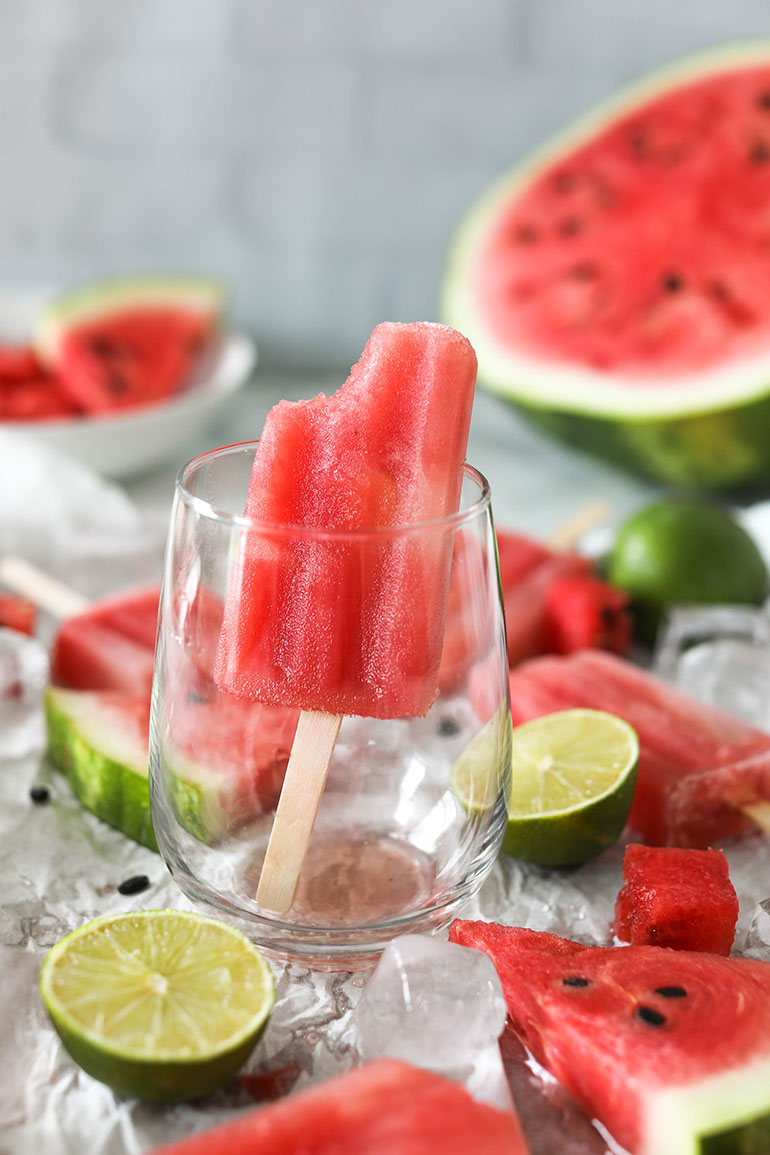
[515,223,539,245]
[118,874,151,896]
[562,976,591,988]
[30,785,50,804]
[662,271,683,293]
[558,216,584,237]
[438,717,460,737]
[553,171,578,195]
[571,261,598,281]
[636,1005,666,1027]
[758,90,770,110]
[750,140,770,164]
[654,985,687,999]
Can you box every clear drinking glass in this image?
[149,442,510,966]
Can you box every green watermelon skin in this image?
[149,1058,529,1155]
[450,920,770,1155]
[442,44,770,492]
[517,396,770,492]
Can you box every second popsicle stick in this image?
[256,710,343,914]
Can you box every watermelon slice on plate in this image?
[35,275,225,415]
[443,44,770,490]
[450,919,770,1154]
[149,1058,529,1155]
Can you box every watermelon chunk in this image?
[442,46,770,491]
[542,572,631,656]
[0,592,37,636]
[496,529,592,666]
[507,649,770,846]
[35,275,224,415]
[612,844,739,955]
[149,1058,529,1155]
[450,919,770,1155]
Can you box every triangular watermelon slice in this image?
[450,919,770,1154]
[35,275,224,414]
[149,1058,529,1155]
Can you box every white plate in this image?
[0,328,257,481]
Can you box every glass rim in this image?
[175,440,492,536]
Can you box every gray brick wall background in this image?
[2,0,770,372]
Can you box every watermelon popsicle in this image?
[215,322,478,913]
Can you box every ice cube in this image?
[0,629,48,759]
[352,933,511,1110]
[653,605,770,728]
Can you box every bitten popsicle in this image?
[215,322,478,911]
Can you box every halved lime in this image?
[39,909,275,1102]
[503,708,638,867]
[450,707,513,814]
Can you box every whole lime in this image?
[607,499,769,641]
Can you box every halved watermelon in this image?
[450,920,770,1154]
[149,1058,529,1155]
[443,44,770,490]
[49,585,160,695]
[35,275,224,415]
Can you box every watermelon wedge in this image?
[507,649,770,847]
[149,1058,529,1155]
[44,686,298,848]
[35,275,224,415]
[443,44,770,490]
[613,844,739,955]
[450,920,770,1155]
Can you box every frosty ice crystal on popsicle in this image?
[214,322,477,719]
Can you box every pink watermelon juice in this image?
[613,844,739,955]
[215,322,477,719]
[150,1058,529,1155]
[507,650,770,847]
[451,920,770,1155]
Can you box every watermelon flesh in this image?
[49,586,160,696]
[450,919,770,1155]
[0,592,37,637]
[215,322,477,719]
[149,1058,529,1155]
[478,64,770,379]
[495,528,631,664]
[507,649,770,846]
[35,276,223,416]
[613,844,739,955]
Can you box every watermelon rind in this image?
[44,688,236,851]
[44,687,158,852]
[647,1058,770,1154]
[441,41,770,491]
[35,274,226,363]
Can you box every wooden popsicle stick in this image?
[546,499,612,551]
[257,709,343,914]
[0,554,90,618]
[725,790,770,834]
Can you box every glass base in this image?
[157,818,502,969]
